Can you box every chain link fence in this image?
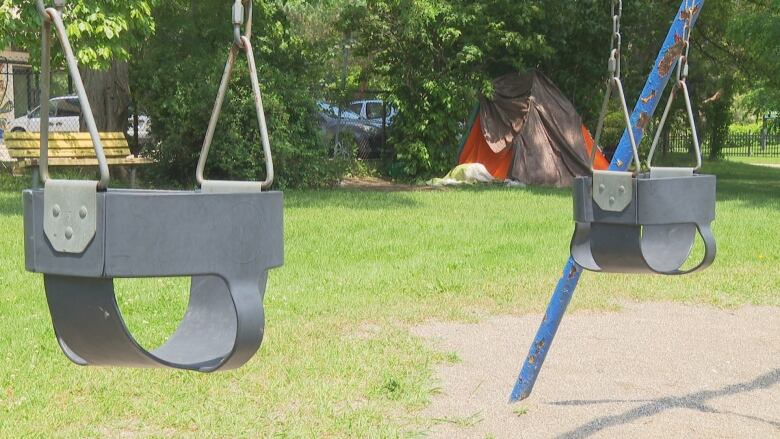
[4,61,386,164]
[318,90,394,161]
[0,61,148,157]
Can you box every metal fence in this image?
[0,61,148,156]
[664,131,780,157]
[318,90,394,161]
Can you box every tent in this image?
[459,71,609,187]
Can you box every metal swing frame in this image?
[24,0,283,372]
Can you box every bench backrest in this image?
[5,132,131,160]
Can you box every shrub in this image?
[132,0,342,188]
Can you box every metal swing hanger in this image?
[196,0,275,191]
[647,0,703,175]
[36,0,110,191]
[590,0,641,175]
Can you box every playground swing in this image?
[23,0,283,371]
[569,0,716,274]
[512,0,712,403]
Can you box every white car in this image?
[348,99,397,127]
[9,95,81,133]
[9,95,151,142]
[126,112,152,144]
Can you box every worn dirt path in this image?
[413,303,780,438]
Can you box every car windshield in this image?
[28,99,70,118]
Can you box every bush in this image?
[132,0,343,189]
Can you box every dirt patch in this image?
[339,176,438,192]
[413,302,780,438]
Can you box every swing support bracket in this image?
[592,170,632,212]
[43,180,97,254]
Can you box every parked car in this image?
[9,95,81,133]
[348,99,397,127]
[126,112,152,144]
[9,95,151,142]
[317,100,383,159]
[317,101,360,122]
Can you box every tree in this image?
[340,0,779,175]
[132,0,344,188]
[340,0,551,178]
[0,0,155,131]
[727,0,780,117]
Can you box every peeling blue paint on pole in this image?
[510,0,705,403]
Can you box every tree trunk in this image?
[79,61,131,132]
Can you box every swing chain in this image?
[232,0,253,48]
[34,0,111,189]
[591,0,639,172]
[197,0,274,189]
[608,0,623,79]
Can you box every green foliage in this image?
[729,122,763,135]
[340,0,551,179]
[727,0,780,115]
[133,0,343,188]
[338,1,780,176]
[703,77,735,160]
[0,0,155,70]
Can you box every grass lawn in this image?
[0,161,778,437]
[726,156,780,165]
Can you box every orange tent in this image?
[458,72,610,186]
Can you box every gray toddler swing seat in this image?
[569,25,716,275]
[24,0,282,371]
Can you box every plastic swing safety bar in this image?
[510,0,707,402]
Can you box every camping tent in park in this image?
[458,71,609,187]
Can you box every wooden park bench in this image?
[5,132,153,187]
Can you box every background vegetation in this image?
[1,0,778,183]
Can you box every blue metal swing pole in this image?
[510,0,705,402]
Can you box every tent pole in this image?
[510,0,705,402]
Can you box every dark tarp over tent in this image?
[459,71,608,187]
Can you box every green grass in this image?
[726,156,780,165]
[512,406,529,417]
[0,161,778,437]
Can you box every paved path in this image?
[414,303,780,438]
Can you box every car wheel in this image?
[11,128,26,133]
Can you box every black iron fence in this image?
[664,131,780,157]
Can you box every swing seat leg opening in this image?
[44,274,268,371]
